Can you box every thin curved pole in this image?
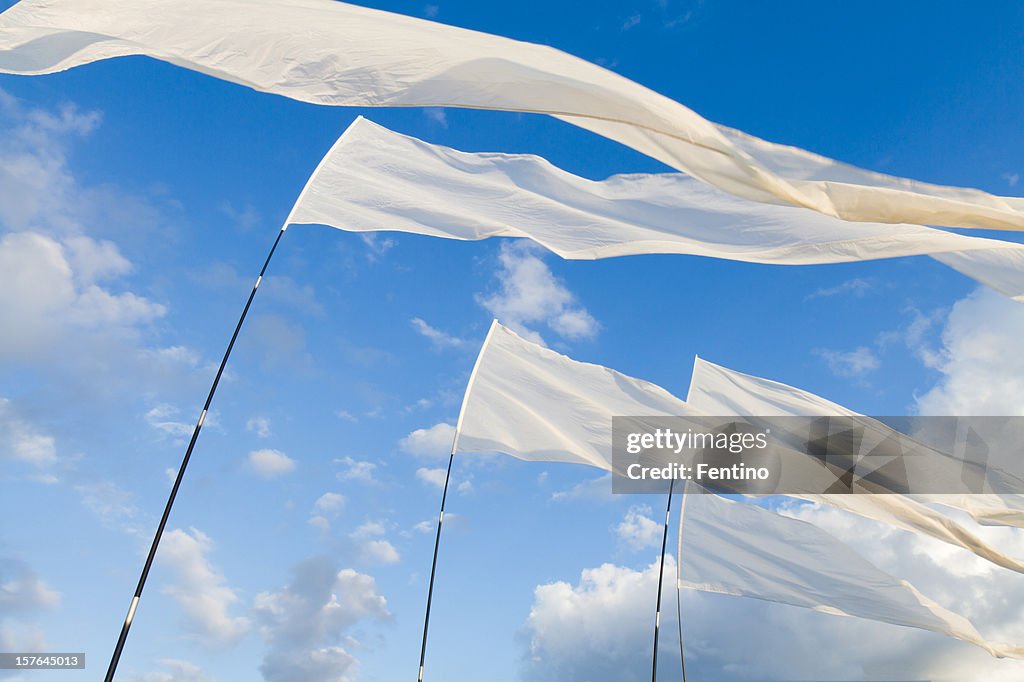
[417,447,456,682]
[104,224,290,681]
[651,477,675,682]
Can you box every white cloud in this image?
[410,317,464,349]
[551,474,614,503]
[0,398,57,466]
[423,107,448,128]
[400,422,456,458]
[334,457,376,483]
[615,505,662,551]
[0,557,60,613]
[916,289,1024,415]
[246,449,297,479]
[415,467,447,490]
[805,277,873,301]
[160,528,250,646]
[477,242,599,345]
[523,501,1024,682]
[253,557,390,682]
[145,403,195,440]
[314,493,346,514]
[349,522,400,565]
[246,417,272,439]
[0,92,203,408]
[814,345,880,378]
[358,539,400,565]
[0,556,60,668]
[127,658,214,682]
[523,560,667,682]
[359,233,396,262]
[0,231,165,362]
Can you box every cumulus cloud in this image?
[0,231,165,362]
[615,506,662,551]
[0,91,201,402]
[334,457,376,484]
[523,500,1024,682]
[415,467,447,490]
[523,560,667,682]
[246,449,297,479]
[477,242,599,345]
[350,522,400,565]
[400,422,456,458]
[916,289,1024,415]
[160,528,250,646]
[253,557,390,682]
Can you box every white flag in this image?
[2,0,1023,230]
[286,117,1024,302]
[453,321,698,469]
[687,356,1024,567]
[678,491,1024,658]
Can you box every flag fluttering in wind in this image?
[687,356,1024,565]
[453,320,698,469]
[451,326,1023,657]
[678,491,1024,659]
[2,0,1024,230]
[454,323,1024,573]
[286,117,1024,301]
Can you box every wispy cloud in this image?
[410,317,465,349]
[805,277,873,301]
[813,346,880,379]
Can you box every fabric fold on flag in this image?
[452,320,699,469]
[677,491,1024,659]
[2,0,1024,229]
[687,356,1024,561]
[286,117,1024,302]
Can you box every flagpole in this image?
[416,320,496,681]
[416,446,456,682]
[651,476,675,682]
[103,223,290,682]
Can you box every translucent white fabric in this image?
[2,0,1023,229]
[678,491,1024,658]
[687,356,1024,568]
[288,118,1024,301]
[453,321,699,469]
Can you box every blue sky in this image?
[2,1,1024,681]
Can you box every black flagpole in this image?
[417,446,456,682]
[676,484,688,682]
[104,224,290,681]
[651,477,675,682]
